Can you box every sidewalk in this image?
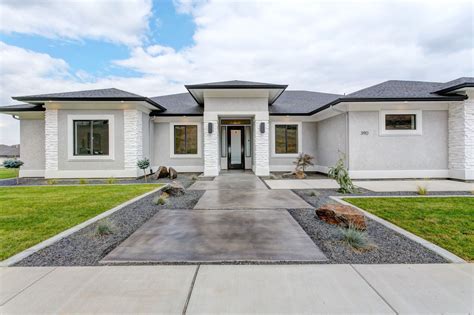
[1,264,472,314]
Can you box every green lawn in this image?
[0,184,163,260]
[345,197,474,261]
[0,168,17,179]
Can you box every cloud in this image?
[0,0,152,46]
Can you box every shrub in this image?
[3,159,24,184]
[95,220,115,236]
[340,224,369,250]
[328,153,356,194]
[308,190,318,197]
[153,193,168,205]
[293,153,314,174]
[106,177,117,184]
[137,158,150,182]
[191,175,198,181]
[79,178,88,185]
[46,179,57,185]
[417,185,428,195]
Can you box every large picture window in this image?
[274,124,298,154]
[73,120,109,156]
[174,125,198,154]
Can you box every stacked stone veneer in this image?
[124,109,143,174]
[44,109,58,172]
[254,120,270,176]
[448,94,474,180]
[204,120,219,176]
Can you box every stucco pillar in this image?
[124,109,143,177]
[448,92,474,180]
[203,120,219,176]
[44,109,58,177]
[254,120,270,176]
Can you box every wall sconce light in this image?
[208,122,213,134]
[259,122,265,133]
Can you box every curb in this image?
[0,185,167,267]
[329,196,466,263]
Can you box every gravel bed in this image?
[289,188,451,264]
[15,179,204,266]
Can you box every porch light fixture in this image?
[208,122,213,133]
[260,122,265,133]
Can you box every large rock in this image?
[316,203,366,230]
[169,167,178,179]
[154,166,169,179]
[295,170,306,179]
[163,181,185,196]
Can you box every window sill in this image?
[272,153,300,158]
[68,156,115,161]
[170,154,202,159]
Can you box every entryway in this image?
[220,118,252,171]
[227,126,244,169]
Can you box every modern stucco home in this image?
[0,78,472,180]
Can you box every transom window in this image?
[174,125,198,154]
[379,110,422,136]
[274,124,298,154]
[73,120,109,156]
[385,114,416,130]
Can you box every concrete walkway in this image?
[1,264,472,314]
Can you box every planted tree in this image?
[293,153,314,179]
[328,153,356,193]
[3,159,24,184]
[137,158,150,182]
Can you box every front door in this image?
[227,126,245,169]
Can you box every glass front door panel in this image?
[230,129,242,164]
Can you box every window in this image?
[245,126,251,157]
[73,120,109,156]
[379,110,422,136]
[221,126,227,157]
[174,125,198,154]
[274,124,299,154]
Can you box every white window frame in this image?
[271,122,302,157]
[379,110,422,136]
[170,122,202,158]
[67,114,115,160]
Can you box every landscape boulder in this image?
[169,167,178,179]
[163,181,185,196]
[295,170,306,179]
[315,203,366,230]
[154,166,169,179]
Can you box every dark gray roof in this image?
[432,77,474,94]
[185,80,287,89]
[270,91,341,115]
[0,104,44,112]
[346,80,450,99]
[150,93,202,116]
[0,144,20,157]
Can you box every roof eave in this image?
[432,83,474,95]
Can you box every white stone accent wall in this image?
[448,95,474,180]
[124,109,143,172]
[254,120,270,176]
[45,109,58,171]
[204,120,219,176]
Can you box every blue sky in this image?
[0,0,472,144]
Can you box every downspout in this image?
[330,103,350,170]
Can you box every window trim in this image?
[271,122,302,157]
[169,122,202,158]
[67,114,115,161]
[379,110,422,136]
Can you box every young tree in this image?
[137,158,150,182]
[3,159,24,184]
[293,153,314,178]
[328,153,356,193]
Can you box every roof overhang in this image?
[184,83,288,106]
[432,83,474,95]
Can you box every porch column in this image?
[254,119,270,176]
[44,109,58,178]
[124,109,143,177]
[203,119,219,176]
[448,91,474,180]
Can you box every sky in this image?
[0,0,473,144]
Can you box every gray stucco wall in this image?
[57,109,125,170]
[20,119,45,170]
[269,122,318,167]
[152,122,204,168]
[348,110,448,170]
[316,114,347,168]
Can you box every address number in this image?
[360,131,369,135]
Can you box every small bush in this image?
[308,190,318,197]
[340,224,369,250]
[79,178,88,185]
[153,193,168,205]
[417,185,428,195]
[3,159,24,184]
[46,179,57,185]
[95,220,115,236]
[106,177,117,184]
[191,175,198,181]
[328,153,356,194]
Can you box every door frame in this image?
[227,126,245,169]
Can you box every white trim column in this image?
[44,109,58,176]
[203,120,219,176]
[124,109,143,176]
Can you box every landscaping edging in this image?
[1,185,166,267]
[331,196,467,263]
